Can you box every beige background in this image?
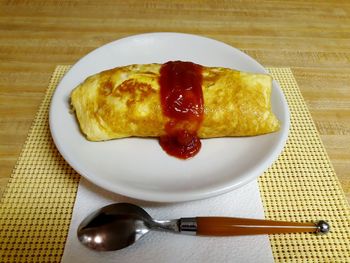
[0,1,349,203]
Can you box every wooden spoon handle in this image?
[194,217,327,236]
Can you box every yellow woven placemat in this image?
[259,68,350,262]
[1,66,349,262]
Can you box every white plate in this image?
[49,33,289,202]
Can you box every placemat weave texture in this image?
[259,68,350,262]
[0,66,349,262]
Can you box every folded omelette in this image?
[70,62,280,142]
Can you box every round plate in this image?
[49,33,289,202]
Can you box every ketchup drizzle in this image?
[159,61,204,159]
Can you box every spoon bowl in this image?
[78,203,153,251]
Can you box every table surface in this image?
[0,1,349,204]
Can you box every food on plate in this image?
[70,61,280,159]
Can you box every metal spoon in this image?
[77,203,330,251]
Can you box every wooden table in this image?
[1,1,349,203]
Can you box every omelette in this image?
[70,61,280,158]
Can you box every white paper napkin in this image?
[61,178,274,263]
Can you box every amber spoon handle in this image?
[178,217,330,236]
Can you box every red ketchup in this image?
[159,61,204,159]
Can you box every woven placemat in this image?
[1,66,349,262]
[259,68,350,262]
